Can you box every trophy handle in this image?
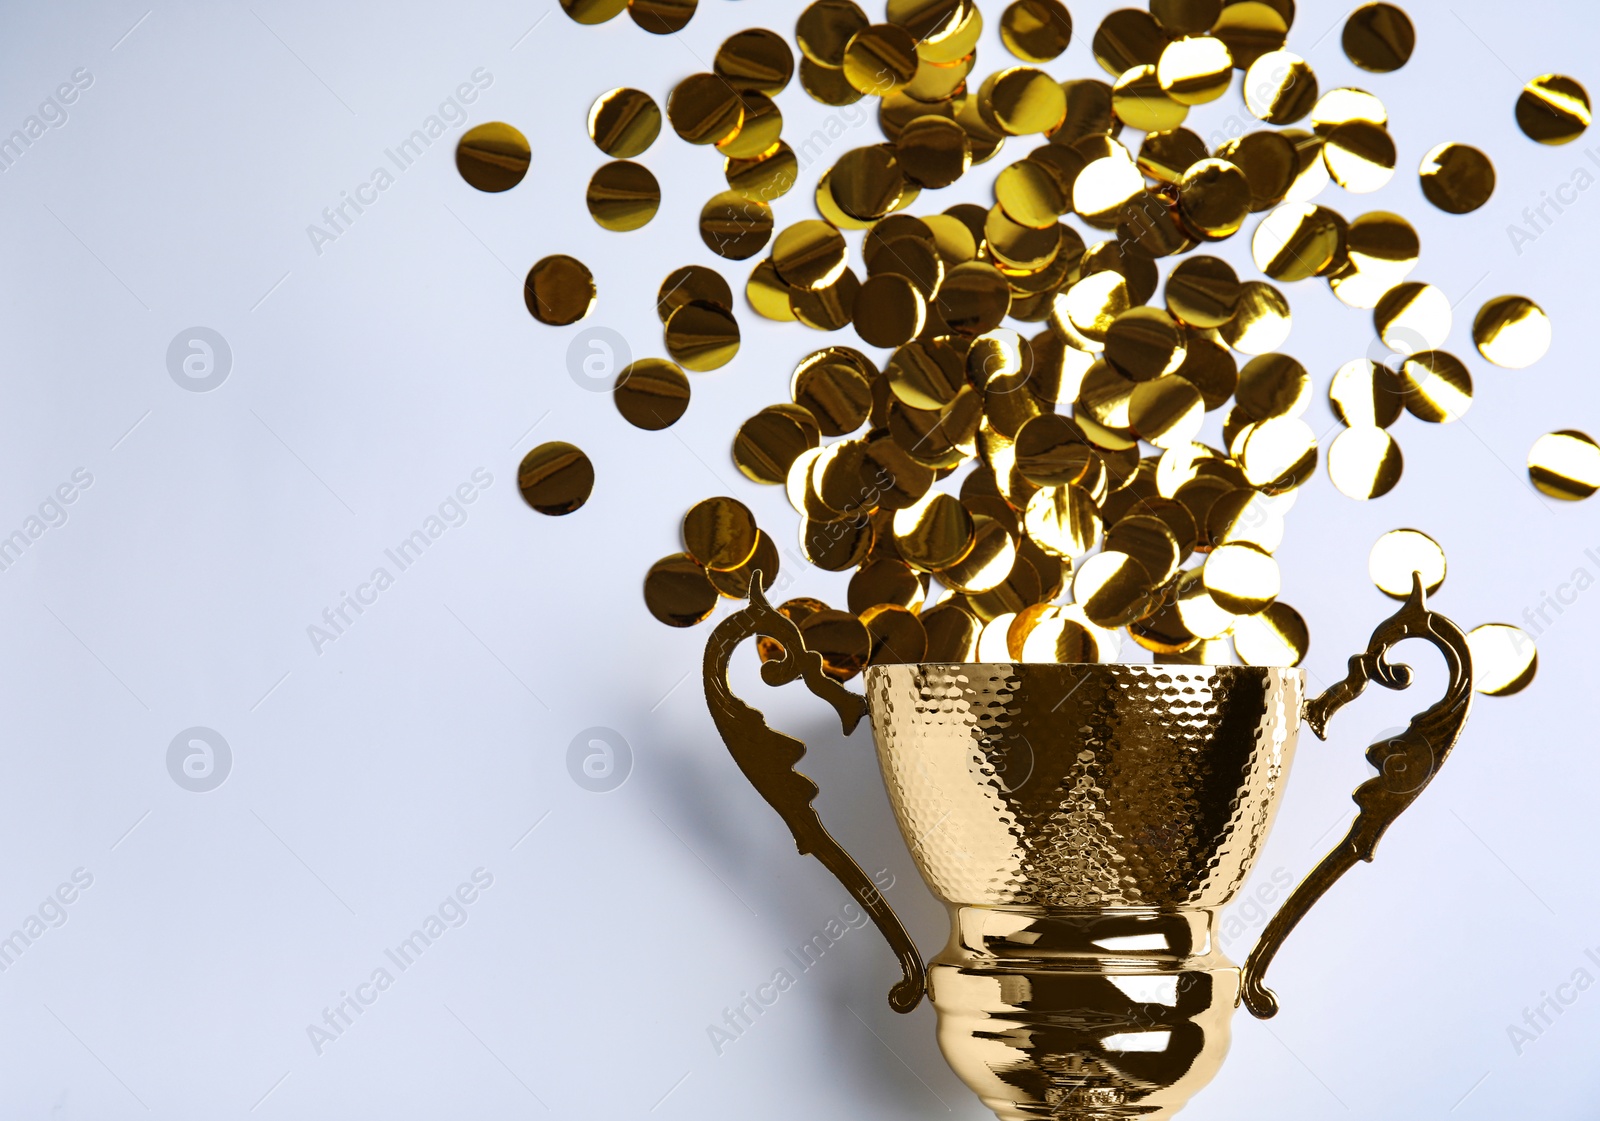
[702,575,926,1014]
[1240,572,1473,1019]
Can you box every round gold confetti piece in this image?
[995,160,1066,228]
[1051,79,1120,145]
[985,66,1069,135]
[1150,0,1221,36]
[1165,255,1240,328]
[1233,601,1309,666]
[561,0,627,24]
[1128,597,1201,656]
[629,0,695,34]
[455,122,530,193]
[977,613,1019,661]
[524,255,596,326]
[1311,87,1387,133]
[1282,127,1331,201]
[1473,296,1551,369]
[866,233,945,298]
[894,491,975,571]
[801,514,874,571]
[1328,425,1402,499]
[905,54,974,101]
[1205,487,1283,552]
[1329,359,1402,427]
[1527,431,1600,500]
[1111,64,1189,132]
[887,338,965,409]
[1104,307,1186,380]
[645,554,718,627]
[798,0,869,66]
[793,360,871,437]
[843,23,919,95]
[799,56,865,107]
[1397,351,1472,423]
[1013,414,1093,485]
[1129,375,1204,449]
[683,496,759,571]
[708,531,780,599]
[1024,484,1101,558]
[1211,1,1287,69]
[745,259,797,322]
[1105,514,1180,585]
[1020,608,1102,663]
[1157,35,1233,106]
[862,604,929,665]
[1178,157,1251,239]
[850,557,925,614]
[1175,567,1236,639]
[1322,119,1395,192]
[1241,415,1316,492]
[1137,128,1208,183]
[917,0,985,64]
[853,273,927,348]
[1217,131,1298,211]
[1000,0,1073,62]
[1467,624,1538,696]
[1092,9,1168,75]
[792,267,862,330]
[1236,352,1309,420]
[1374,281,1450,352]
[664,301,740,371]
[668,74,744,146]
[585,161,660,232]
[955,93,1009,165]
[733,409,813,483]
[1251,202,1338,281]
[1342,3,1413,72]
[772,220,848,291]
[938,261,1013,335]
[658,266,731,322]
[517,441,593,515]
[716,92,784,159]
[726,141,799,200]
[699,192,773,260]
[1331,210,1418,309]
[715,29,795,96]
[1073,550,1154,628]
[588,89,662,158]
[1220,281,1291,354]
[1419,143,1495,214]
[1369,528,1445,598]
[614,358,690,430]
[1176,336,1239,409]
[1204,541,1279,615]
[1516,75,1590,146]
[936,515,1017,593]
[1072,151,1145,227]
[1061,272,1131,345]
[922,600,983,661]
[897,115,972,189]
[799,609,871,680]
[831,146,908,221]
[1243,50,1316,124]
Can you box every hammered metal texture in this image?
[865,663,1304,908]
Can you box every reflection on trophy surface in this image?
[705,576,1472,1120]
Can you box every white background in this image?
[0,0,1597,1117]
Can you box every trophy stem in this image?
[928,906,1239,1121]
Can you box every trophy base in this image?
[928,907,1238,1121]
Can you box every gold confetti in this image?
[1528,431,1600,500]
[1473,295,1551,369]
[456,123,530,192]
[1467,624,1538,695]
[1516,75,1591,145]
[1369,528,1445,598]
[518,441,594,515]
[524,256,595,326]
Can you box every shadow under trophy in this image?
[703,572,1472,1120]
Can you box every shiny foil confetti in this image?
[490,0,1566,700]
[456,123,530,192]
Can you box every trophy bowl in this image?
[704,575,1472,1120]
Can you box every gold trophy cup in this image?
[704,574,1472,1120]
